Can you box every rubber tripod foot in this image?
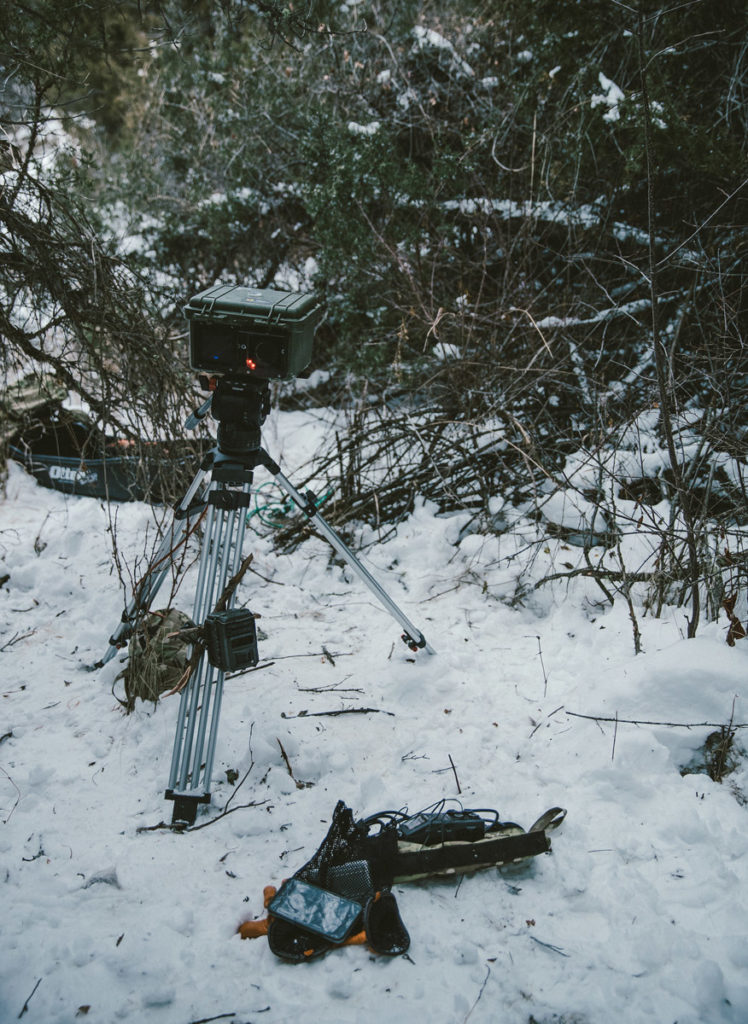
[171,795,199,827]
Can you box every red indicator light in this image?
[246,358,257,371]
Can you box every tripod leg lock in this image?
[299,489,319,518]
[402,632,427,653]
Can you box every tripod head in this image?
[206,375,270,457]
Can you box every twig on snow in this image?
[17,978,42,1019]
[1,766,21,823]
[188,1013,237,1024]
[567,711,748,729]
[277,737,312,789]
[268,650,353,662]
[534,635,548,696]
[186,745,263,831]
[297,676,363,694]
[463,965,491,1023]
[530,935,570,957]
[281,707,394,719]
[1,630,36,651]
[534,566,652,589]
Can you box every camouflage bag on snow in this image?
[119,608,195,709]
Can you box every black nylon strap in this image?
[391,829,550,880]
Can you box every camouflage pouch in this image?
[121,608,196,708]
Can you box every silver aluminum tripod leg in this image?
[272,469,436,655]
[98,464,212,667]
[166,480,250,824]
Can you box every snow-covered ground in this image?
[1,407,747,1024]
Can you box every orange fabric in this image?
[238,918,269,940]
[238,885,278,940]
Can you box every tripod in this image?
[101,376,434,825]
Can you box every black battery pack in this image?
[398,810,487,845]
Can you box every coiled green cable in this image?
[247,481,333,528]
